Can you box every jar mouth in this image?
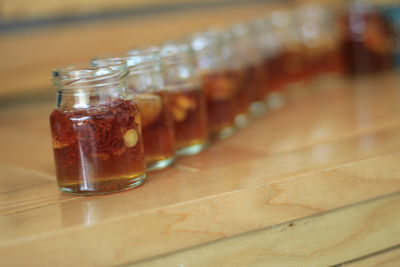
[128,46,161,62]
[93,49,162,73]
[159,41,195,66]
[186,32,220,52]
[52,61,128,89]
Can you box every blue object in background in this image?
[381,5,400,69]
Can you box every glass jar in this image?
[339,0,394,75]
[160,41,209,156]
[230,22,267,117]
[296,4,344,77]
[270,9,308,85]
[49,61,146,195]
[248,17,285,110]
[93,50,176,171]
[186,31,237,139]
[211,27,251,128]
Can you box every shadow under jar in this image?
[93,50,176,171]
[187,31,238,140]
[160,41,209,156]
[49,62,146,195]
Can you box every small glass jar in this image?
[160,41,209,156]
[270,9,308,85]
[296,4,344,78]
[248,17,285,110]
[93,50,176,171]
[230,22,267,117]
[186,31,237,139]
[339,1,394,75]
[213,28,251,128]
[49,61,146,195]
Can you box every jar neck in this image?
[52,63,128,109]
[161,57,199,90]
[193,46,225,71]
[127,62,165,93]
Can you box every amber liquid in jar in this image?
[243,63,268,117]
[263,55,285,93]
[230,69,250,115]
[202,72,237,139]
[279,49,308,84]
[170,87,208,155]
[340,12,393,76]
[226,68,251,128]
[135,91,176,170]
[50,99,146,194]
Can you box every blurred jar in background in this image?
[49,61,146,195]
[93,51,176,171]
[249,16,285,110]
[380,5,400,70]
[186,31,237,140]
[230,22,267,117]
[270,9,308,85]
[339,0,394,75]
[297,4,345,78]
[160,41,209,156]
[206,28,251,128]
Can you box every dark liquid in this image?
[278,49,308,84]
[136,91,176,167]
[170,88,208,151]
[50,99,146,194]
[305,47,345,76]
[202,72,237,138]
[340,12,394,75]
[229,69,251,116]
[263,54,286,92]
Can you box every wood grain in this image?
[1,154,399,266]
[0,0,221,22]
[128,193,400,267]
[348,247,400,267]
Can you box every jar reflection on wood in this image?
[49,61,146,195]
[93,50,176,171]
[160,41,209,156]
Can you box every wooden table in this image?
[0,73,399,266]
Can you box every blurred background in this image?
[0,0,399,103]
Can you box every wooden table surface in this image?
[0,73,400,266]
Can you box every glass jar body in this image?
[161,43,209,156]
[127,61,176,170]
[189,34,237,139]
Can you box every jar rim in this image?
[52,61,128,89]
